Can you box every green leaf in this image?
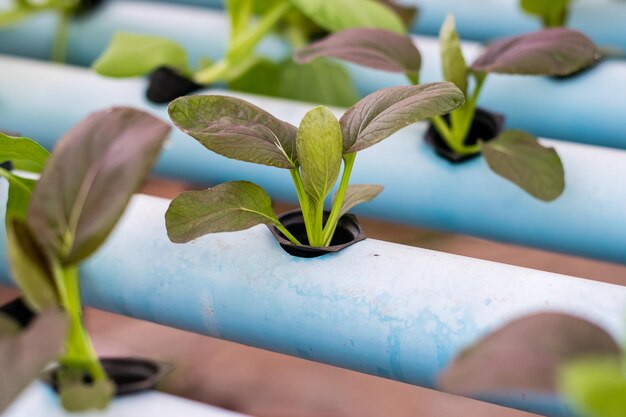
[378,0,418,30]
[294,28,421,81]
[0,133,50,173]
[0,8,33,27]
[439,313,621,395]
[290,0,406,34]
[0,309,68,413]
[168,95,298,168]
[6,217,59,311]
[439,14,467,95]
[334,184,383,217]
[296,107,343,203]
[472,28,597,76]
[340,82,465,153]
[165,181,280,243]
[1,172,36,221]
[93,32,189,77]
[521,0,572,28]
[278,59,359,108]
[28,107,170,264]
[227,0,254,41]
[228,58,282,97]
[57,368,115,412]
[480,130,565,202]
[560,357,626,417]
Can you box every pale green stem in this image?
[289,168,315,245]
[52,10,71,63]
[274,221,301,245]
[53,262,106,381]
[322,153,356,246]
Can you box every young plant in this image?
[92,0,415,106]
[520,0,573,28]
[0,0,101,62]
[295,17,597,201]
[165,82,464,247]
[0,108,170,410]
[439,312,626,417]
[0,309,67,413]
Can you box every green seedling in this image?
[439,312,626,417]
[0,0,101,62]
[295,17,597,201]
[92,0,415,106]
[520,0,573,28]
[165,82,464,247]
[0,108,170,411]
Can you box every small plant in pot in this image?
[295,16,597,201]
[0,0,103,62]
[92,0,415,105]
[439,311,626,417]
[165,82,464,258]
[0,107,171,411]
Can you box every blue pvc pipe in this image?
[1,189,625,417]
[5,383,247,417]
[1,55,626,264]
[0,2,624,149]
[132,0,626,52]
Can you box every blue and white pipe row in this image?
[141,0,626,51]
[4,383,249,417]
[0,1,625,148]
[1,54,626,264]
[1,190,624,417]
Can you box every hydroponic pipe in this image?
[5,383,249,417]
[1,55,626,264]
[139,0,626,52]
[0,2,625,149]
[1,191,625,417]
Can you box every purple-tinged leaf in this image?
[472,28,597,76]
[340,82,464,153]
[165,181,280,243]
[379,0,418,29]
[28,107,170,264]
[168,95,298,169]
[0,309,67,413]
[439,312,621,395]
[294,28,421,80]
[481,130,564,202]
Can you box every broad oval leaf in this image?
[439,312,621,395]
[480,130,565,202]
[0,133,50,173]
[28,107,170,264]
[169,95,298,168]
[560,357,626,417]
[521,0,572,28]
[93,32,188,77]
[290,0,406,34]
[0,309,67,413]
[334,184,383,217]
[471,28,597,76]
[6,217,59,311]
[439,14,467,94]
[297,107,343,202]
[340,82,465,153]
[294,28,421,81]
[166,181,280,243]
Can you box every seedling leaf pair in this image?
[295,18,597,201]
[166,83,464,248]
[0,108,170,411]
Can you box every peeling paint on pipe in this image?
[1,55,626,263]
[0,191,624,416]
[0,2,625,148]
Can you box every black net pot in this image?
[146,66,204,104]
[424,107,505,163]
[269,209,366,258]
[44,357,173,396]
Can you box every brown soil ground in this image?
[3,176,625,417]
